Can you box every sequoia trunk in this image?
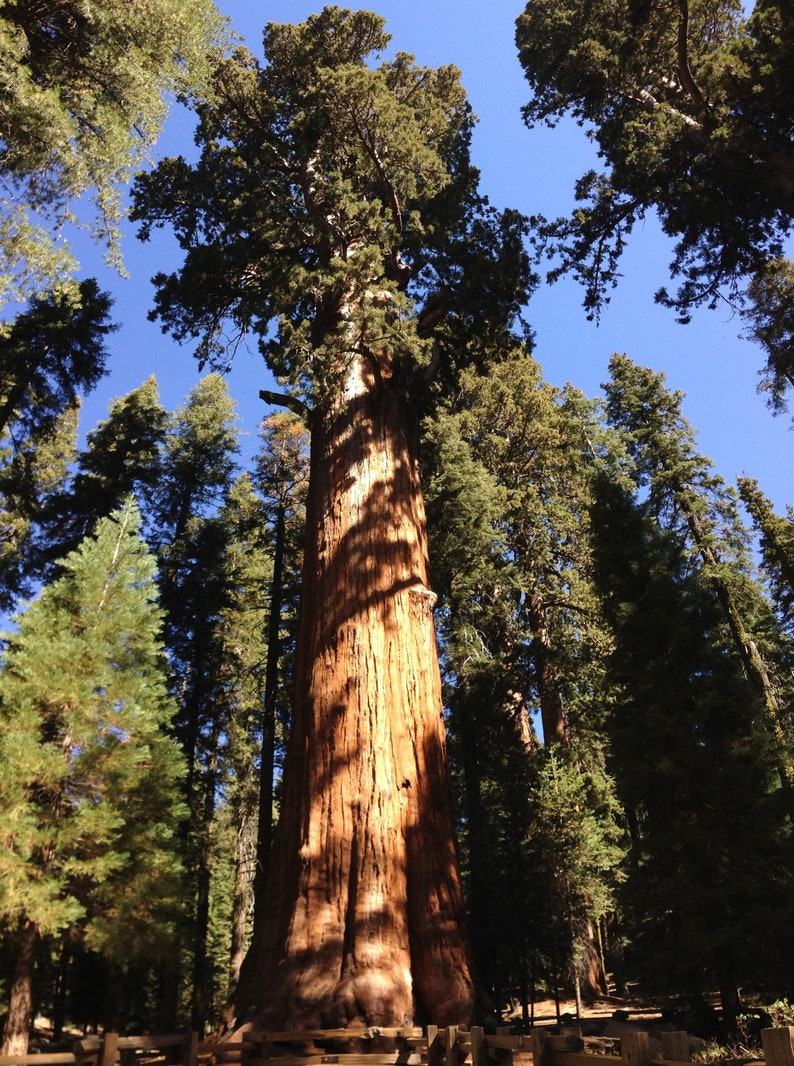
[236,359,475,1029]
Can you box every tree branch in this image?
[259,389,310,419]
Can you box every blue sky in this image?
[76,0,792,511]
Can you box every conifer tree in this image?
[423,351,624,1014]
[603,354,794,779]
[0,402,79,611]
[589,474,792,1029]
[738,476,794,635]
[0,280,115,607]
[251,413,309,923]
[0,280,115,439]
[131,7,531,1028]
[216,474,274,999]
[43,377,169,566]
[0,500,186,1054]
[143,374,240,1032]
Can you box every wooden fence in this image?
[2,1022,794,1066]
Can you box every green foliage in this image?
[0,280,116,606]
[131,6,532,406]
[51,377,170,560]
[603,354,794,775]
[516,0,794,405]
[739,475,794,636]
[590,472,793,997]
[0,499,186,953]
[0,280,115,439]
[0,402,79,612]
[0,0,226,304]
[526,749,625,988]
[424,350,626,1005]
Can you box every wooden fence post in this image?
[530,1027,548,1066]
[181,1032,199,1066]
[763,1028,794,1066]
[621,1030,650,1066]
[661,1032,690,1062]
[469,1027,486,1066]
[445,1026,459,1066]
[98,1033,119,1066]
[427,1026,441,1066]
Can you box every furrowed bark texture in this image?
[2,918,39,1055]
[237,360,475,1029]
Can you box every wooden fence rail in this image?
[1,1023,793,1066]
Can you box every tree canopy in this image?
[0,0,226,305]
[516,0,794,408]
[131,6,532,402]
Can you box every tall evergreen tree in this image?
[738,476,794,635]
[251,413,309,925]
[0,280,115,439]
[590,473,792,1030]
[0,500,186,1054]
[215,474,274,1003]
[43,377,169,566]
[423,351,624,1015]
[0,280,115,607]
[143,374,240,1032]
[603,354,794,778]
[0,402,79,611]
[131,7,531,1028]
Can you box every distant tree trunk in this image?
[579,921,607,1000]
[457,689,494,999]
[527,591,568,746]
[191,716,221,1034]
[236,360,475,1029]
[229,810,254,988]
[253,500,285,923]
[2,918,40,1056]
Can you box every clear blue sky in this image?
[76,0,792,511]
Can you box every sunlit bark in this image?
[236,358,475,1029]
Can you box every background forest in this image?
[2,0,794,1049]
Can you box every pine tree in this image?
[0,500,186,1054]
[250,413,309,924]
[0,402,79,611]
[215,474,274,1002]
[0,280,114,438]
[738,476,794,635]
[0,280,115,608]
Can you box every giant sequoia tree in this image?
[131,7,530,1030]
[515,0,794,408]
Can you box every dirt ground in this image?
[505,993,666,1027]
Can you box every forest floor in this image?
[506,992,671,1025]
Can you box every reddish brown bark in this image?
[2,918,39,1056]
[235,360,475,1029]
